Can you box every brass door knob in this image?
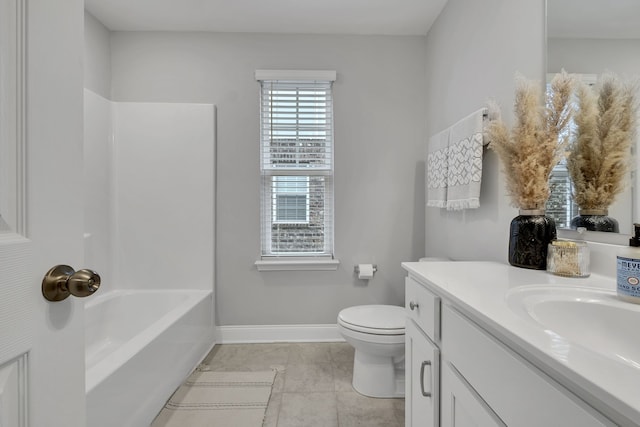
[42,265,101,302]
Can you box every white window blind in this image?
[257,72,335,258]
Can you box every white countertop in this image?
[402,261,640,427]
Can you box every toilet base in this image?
[351,349,405,398]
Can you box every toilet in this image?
[337,304,406,398]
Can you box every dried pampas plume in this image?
[567,73,638,210]
[486,71,574,210]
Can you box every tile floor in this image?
[202,342,405,427]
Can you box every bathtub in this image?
[85,289,215,427]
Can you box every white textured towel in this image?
[446,109,485,210]
[426,127,450,208]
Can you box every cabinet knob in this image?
[409,301,419,310]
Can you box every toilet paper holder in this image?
[353,264,377,275]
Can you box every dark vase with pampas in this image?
[486,71,574,270]
[570,209,619,232]
[509,209,557,269]
[567,73,637,233]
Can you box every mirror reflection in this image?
[546,0,640,235]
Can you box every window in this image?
[256,70,336,261]
[273,176,309,224]
[547,163,578,228]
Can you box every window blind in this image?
[260,80,333,173]
[258,74,335,257]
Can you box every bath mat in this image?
[151,369,276,427]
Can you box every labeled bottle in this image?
[617,223,640,304]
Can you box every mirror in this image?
[546,0,640,235]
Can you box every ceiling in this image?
[547,0,640,39]
[85,0,640,39]
[84,0,449,35]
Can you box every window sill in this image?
[255,258,340,271]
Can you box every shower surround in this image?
[83,90,216,426]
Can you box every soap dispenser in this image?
[617,223,640,304]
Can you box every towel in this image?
[151,369,276,427]
[426,127,450,208]
[446,109,485,210]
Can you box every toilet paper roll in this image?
[358,264,374,280]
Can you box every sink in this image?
[506,285,640,368]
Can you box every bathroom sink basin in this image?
[506,286,640,368]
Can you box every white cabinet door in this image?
[405,319,439,427]
[441,362,505,427]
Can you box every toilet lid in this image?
[338,305,405,335]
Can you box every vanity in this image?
[403,261,640,427]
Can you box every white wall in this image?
[84,11,111,98]
[110,32,427,325]
[423,0,546,262]
[548,38,640,76]
[84,15,216,292]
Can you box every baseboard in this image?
[216,324,344,344]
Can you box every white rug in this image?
[151,368,276,427]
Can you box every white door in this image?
[0,0,86,426]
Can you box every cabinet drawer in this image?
[442,305,614,427]
[405,276,440,342]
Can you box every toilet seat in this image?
[338,305,405,335]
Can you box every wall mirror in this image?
[546,0,640,236]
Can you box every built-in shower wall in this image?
[112,102,215,291]
[84,9,113,285]
[83,90,113,288]
[82,93,215,292]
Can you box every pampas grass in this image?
[486,71,574,210]
[567,73,638,211]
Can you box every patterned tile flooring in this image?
[202,342,405,427]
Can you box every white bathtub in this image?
[85,290,215,427]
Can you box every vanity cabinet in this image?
[405,273,616,427]
[406,320,439,427]
[405,276,441,427]
[440,362,503,427]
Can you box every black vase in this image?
[570,209,619,233]
[509,209,557,270]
